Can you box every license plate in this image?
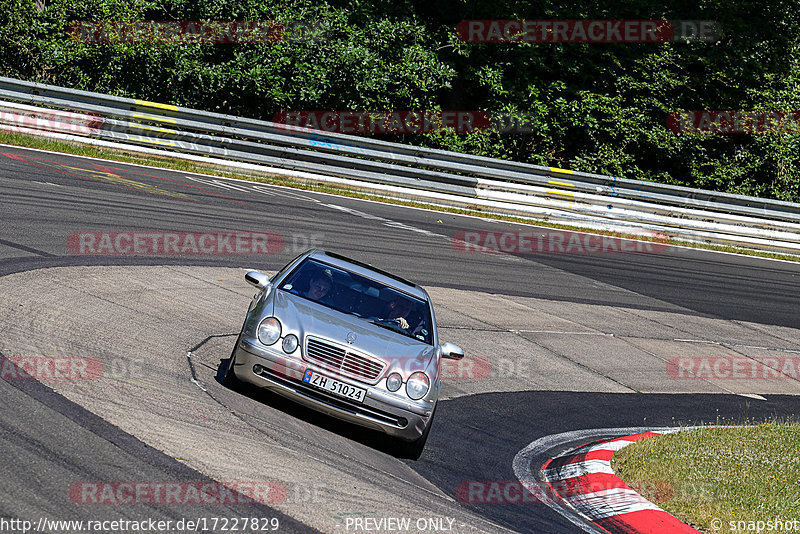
[302,370,366,403]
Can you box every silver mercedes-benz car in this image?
[224,249,464,459]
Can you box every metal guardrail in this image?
[0,76,798,253]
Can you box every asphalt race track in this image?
[1,144,799,533]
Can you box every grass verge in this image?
[1,130,798,263]
[611,422,800,532]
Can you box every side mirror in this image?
[441,342,464,360]
[245,271,270,290]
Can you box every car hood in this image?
[273,290,435,376]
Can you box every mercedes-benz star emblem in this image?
[346,332,357,344]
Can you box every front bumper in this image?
[231,337,434,441]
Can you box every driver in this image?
[302,269,333,301]
[383,297,414,330]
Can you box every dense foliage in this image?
[2,0,799,200]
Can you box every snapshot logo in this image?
[272,110,535,135]
[728,519,800,532]
[69,482,286,505]
[67,232,285,255]
[668,111,800,134]
[667,357,800,380]
[452,230,669,254]
[0,356,104,381]
[456,20,721,43]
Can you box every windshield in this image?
[279,258,433,344]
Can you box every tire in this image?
[395,407,436,460]
[223,334,243,389]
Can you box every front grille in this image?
[305,337,385,382]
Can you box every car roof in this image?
[305,249,429,301]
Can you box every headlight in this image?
[406,372,430,400]
[282,334,298,353]
[386,372,403,392]
[257,317,281,345]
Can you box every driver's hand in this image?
[394,317,409,329]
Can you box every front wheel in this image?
[223,334,243,388]
[395,407,436,460]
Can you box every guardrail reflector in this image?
[132,113,178,124]
[545,190,575,197]
[133,100,178,112]
[548,167,574,175]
